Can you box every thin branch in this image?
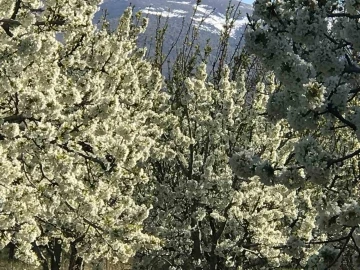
[56,142,107,171]
[309,235,350,245]
[0,18,66,36]
[348,86,360,102]
[2,114,39,124]
[0,18,66,26]
[65,201,105,233]
[34,19,66,26]
[11,0,22,20]
[32,242,49,270]
[351,235,360,255]
[327,148,360,167]
[344,54,360,74]
[328,12,360,19]
[324,226,356,269]
[327,104,357,131]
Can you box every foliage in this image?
[132,1,307,269]
[0,1,171,269]
[1,0,360,269]
[135,62,311,269]
[235,0,360,268]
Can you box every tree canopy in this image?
[0,1,171,269]
[0,0,360,269]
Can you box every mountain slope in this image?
[96,0,252,36]
[94,0,253,69]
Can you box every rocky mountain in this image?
[94,0,253,69]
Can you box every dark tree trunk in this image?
[32,242,50,270]
[68,240,84,270]
[51,238,62,270]
[69,256,83,270]
[7,242,15,260]
[190,208,203,270]
[209,220,218,270]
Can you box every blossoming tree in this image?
[132,0,360,269]
[131,57,328,269]
[0,1,171,269]
[225,0,360,268]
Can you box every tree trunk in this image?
[32,242,50,270]
[51,238,62,270]
[7,242,15,260]
[190,204,203,270]
[92,260,105,270]
[68,241,84,270]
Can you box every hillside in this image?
[94,0,253,67]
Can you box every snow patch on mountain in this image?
[142,7,187,18]
[193,4,248,37]
[167,0,191,5]
[193,15,248,37]
[137,1,250,38]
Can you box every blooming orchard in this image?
[0,1,172,269]
[2,0,360,269]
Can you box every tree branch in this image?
[324,226,356,269]
[0,18,66,37]
[11,0,22,20]
[327,148,360,167]
[328,13,360,19]
[56,142,107,171]
[344,54,360,74]
[327,104,357,131]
